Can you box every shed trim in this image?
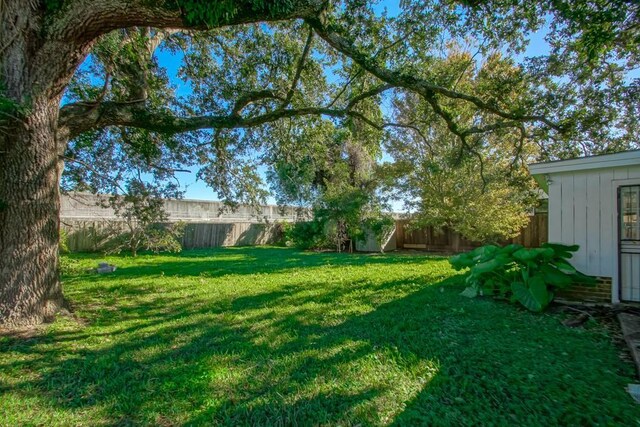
[528,150,640,192]
[529,150,640,175]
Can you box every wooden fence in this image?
[62,220,283,252]
[63,214,547,253]
[395,213,548,252]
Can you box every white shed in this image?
[529,150,640,303]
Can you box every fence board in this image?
[61,220,283,252]
[395,213,548,252]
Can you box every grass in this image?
[1,247,638,426]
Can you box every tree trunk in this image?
[0,98,67,327]
[0,1,86,328]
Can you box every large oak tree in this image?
[1,0,638,327]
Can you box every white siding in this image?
[599,170,614,277]
[560,174,575,244]
[548,174,562,246]
[572,172,588,269]
[585,172,600,273]
[547,164,640,278]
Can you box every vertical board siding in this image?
[560,174,575,245]
[629,168,640,179]
[572,172,588,272]
[598,170,614,277]
[614,168,629,180]
[548,165,640,280]
[586,172,601,274]
[548,175,562,247]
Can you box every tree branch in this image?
[327,69,363,108]
[306,16,564,132]
[381,122,434,155]
[232,90,284,116]
[462,120,523,137]
[346,84,393,110]
[283,27,314,107]
[50,0,326,44]
[59,101,375,139]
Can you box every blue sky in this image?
[125,1,555,204]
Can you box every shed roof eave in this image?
[528,150,640,176]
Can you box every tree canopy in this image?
[56,0,639,207]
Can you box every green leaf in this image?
[529,275,551,307]
[540,265,573,288]
[484,278,495,290]
[473,256,509,274]
[450,253,475,270]
[512,247,554,262]
[469,245,500,263]
[542,243,580,259]
[499,243,524,255]
[511,277,550,312]
[551,259,577,274]
[542,242,580,253]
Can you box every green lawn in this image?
[1,247,638,426]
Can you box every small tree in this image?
[382,51,539,243]
[102,182,184,257]
[267,115,390,252]
[314,182,371,252]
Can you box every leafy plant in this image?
[450,243,596,312]
[99,182,186,256]
[103,221,185,257]
[281,220,331,250]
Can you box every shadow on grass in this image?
[2,275,452,424]
[2,248,639,425]
[62,246,445,282]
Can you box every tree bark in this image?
[0,1,71,327]
[0,97,67,327]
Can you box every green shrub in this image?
[450,243,596,312]
[103,221,185,257]
[283,220,332,250]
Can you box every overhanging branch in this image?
[50,0,326,44]
[232,90,284,116]
[58,100,381,139]
[306,16,564,132]
[283,27,314,107]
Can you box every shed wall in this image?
[547,164,640,277]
